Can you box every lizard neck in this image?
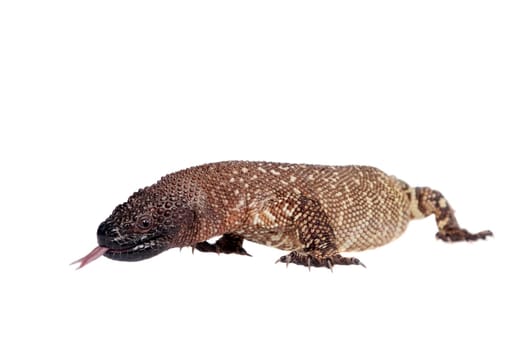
[160,167,247,246]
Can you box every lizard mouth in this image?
[102,238,166,262]
[71,238,167,269]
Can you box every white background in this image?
[1,1,524,349]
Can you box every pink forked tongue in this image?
[71,246,109,269]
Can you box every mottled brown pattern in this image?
[92,161,492,269]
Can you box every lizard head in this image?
[94,186,196,263]
[72,174,206,269]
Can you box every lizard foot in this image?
[436,228,493,242]
[275,251,366,271]
[194,234,252,256]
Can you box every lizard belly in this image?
[319,174,411,252]
[330,192,411,252]
[334,217,410,252]
[237,227,302,251]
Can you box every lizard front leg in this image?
[194,233,252,256]
[275,196,365,270]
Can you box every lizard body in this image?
[74,161,492,269]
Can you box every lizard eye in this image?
[136,214,153,231]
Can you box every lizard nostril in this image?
[97,222,106,237]
[96,220,122,248]
[97,221,115,239]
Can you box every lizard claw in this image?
[327,258,333,272]
[355,258,366,269]
[275,253,293,267]
[236,247,252,257]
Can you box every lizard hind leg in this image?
[413,187,493,242]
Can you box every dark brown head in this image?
[96,186,196,262]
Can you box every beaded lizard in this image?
[73,161,492,270]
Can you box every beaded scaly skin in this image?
[81,161,492,270]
